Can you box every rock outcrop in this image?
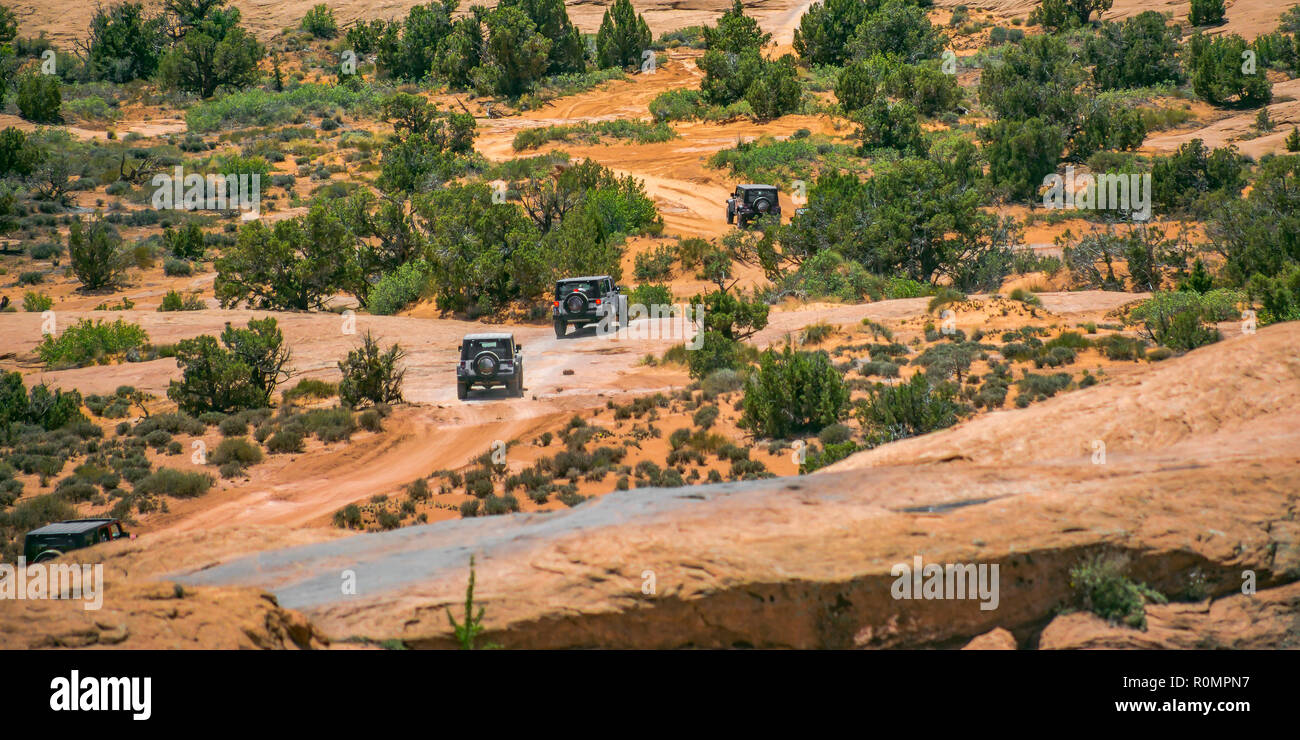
[160,324,1300,648]
[8,325,1298,649]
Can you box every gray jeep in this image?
[457,333,523,399]
[552,276,625,339]
[726,184,781,228]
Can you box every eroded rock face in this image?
[1039,581,1300,650]
[0,526,338,649]
[963,628,1017,650]
[0,581,325,650]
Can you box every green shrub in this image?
[186,83,385,133]
[333,503,362,528]
[301,4,338,38]
[266,428,305,454]
[282,378,337,403]
[298,407,356,443]
[63,96,119,122]
[701,368,745,397]
[368,260,429,316]
[68,215,130,290]
[163,257,193,276]
[692,404,720,429]
[1127,291,1228,352]
[649,88,706,121]
[855,372,961,444]
[134,468,214,498]
[218,416,248,436]
[1070,554,1167,630]
[628,283,673,310]
[36,318,149,368]
[22,292,52,312]
[1016,371,1072,402]
[800,322,836,345]
[1097,334,1147,361]
[168,318,290,415]
[799,439,858,473]
[859,360,900,378]
[16,72,62,124]
[513,120,676,151]
[158,290,206,312]
[162,222,206,260]
[358,409,383,432]
[1188,32,1271,106]
[28,241,62,260]
[1008,287,1041,306]
[633,244,676,282]
[741,345,848,439]
[407,478,430,502]
[210,437,263,467]
[130,412,205,437]
[818,423,853,445]
[1189,0,1225,27]
[338,332,405,408]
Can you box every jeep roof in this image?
[556,275,613,284]
[735,184,777,191]
[463,332,516,341]
[26,519,119,536]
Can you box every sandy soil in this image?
[9,0,815,49]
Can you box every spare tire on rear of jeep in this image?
[474,351,499,378]
[563,293,587,314]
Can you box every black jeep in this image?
[24,519,129,563]
[552,276,625,339]
[457,333,524,399]
[726,184,781,228]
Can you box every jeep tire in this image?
[564,293,588,315]
[457,382,469,400]
[554,320,566,339]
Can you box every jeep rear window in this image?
[465,340,513,358]
[557,281,597,296]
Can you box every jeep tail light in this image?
[595,298,602,305]
[553,300,559,307]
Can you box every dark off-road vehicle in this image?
[457,333,524,399]
[24,519,129,563]
[726,184,781,228]
[553,276,626,339]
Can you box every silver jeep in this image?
[457,333,524,399]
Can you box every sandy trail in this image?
[470,0,822,240]
[475,51,840,240]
